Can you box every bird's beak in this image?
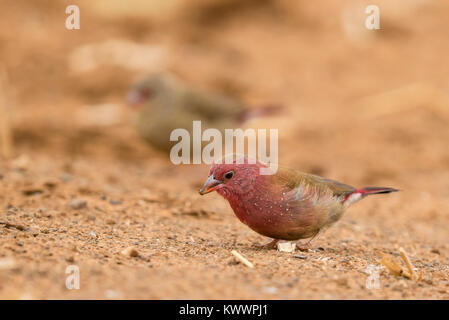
[199,176,223,195]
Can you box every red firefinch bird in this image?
[199,156,398,250]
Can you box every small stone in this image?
[43,181,57,190]
[11,155,31,171]
[27,228,40,236]
[0,258,16,270]
[294,254,307,260]
[89,231,97,239]
[61,173,71,182]
[121,246,139,257]
[277,241,296,253]
[262,286,278,294]
[335,278,349,287]
[104,289,122,299]
[22,188,44,196]
[68,199,87,210]
[105,219,116,225]
[431,248,440,255]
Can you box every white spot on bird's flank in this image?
[345,192,362,206]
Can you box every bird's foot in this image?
[296,229,323,251]
[296,243,312,252]
[253,239,279,250]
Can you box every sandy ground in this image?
[0,0,448,299]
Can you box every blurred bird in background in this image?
[127,73,281,153]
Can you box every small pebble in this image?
[0,258,16,270]
[106,219,116,225]
[68,199,87,210]
[277,242,296,253]
[121,246,139,258]
[104,289,122,299]
[61,173,72,182]
[294,254,307,260]
[27,228,40,236]
[262,286,278,294]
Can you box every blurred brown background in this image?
[0,0,448,299]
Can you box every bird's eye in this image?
[224,171,235,180]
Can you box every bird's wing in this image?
[182,88,246,120]
[273,166,356,198]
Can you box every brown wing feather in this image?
[273,166,356,198]
[182,88,245,120]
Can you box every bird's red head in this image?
[199,156,266,198]
[126,74,171,107]
[127,87,153,106]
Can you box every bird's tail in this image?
[237,104,283,123]
[343,187,399,206]
[359,187,399,195]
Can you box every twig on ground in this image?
[231,250,254,268]
[380,247,419,280]
[0,221,27,231]
[399,247,415,280]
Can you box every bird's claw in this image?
[296,244,312,252]
[296,241,315,252]
[253,239,279,250]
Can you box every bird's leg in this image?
[297,229,323,251]
[253,239,279,249]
